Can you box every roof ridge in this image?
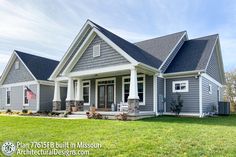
[14,50,59,63]
[134,31,187,44]
[190,34,219,40]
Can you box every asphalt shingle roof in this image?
[135,31,186,63]
[15,50,59,80]
[90,21,163,68]
[165,34,218,73]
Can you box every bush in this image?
[87,112,103,119]
[170,93,183,115]
[6,109,12,114]
[116,113,128,121]
[22,109,28,114]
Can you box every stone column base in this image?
[53,101,61,111]
[75,101,84,111]
[66,101,75,112]
[128,99,139,115]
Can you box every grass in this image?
[1,115,236,157]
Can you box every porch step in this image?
[67,114,87,119]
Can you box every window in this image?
[83,81,90,105]
[23,87,29,105]
[209,84,212,94]
[172,80,189,93]
[6,88,11,106]
[122,75,145,105]
[15,61,19,70]
[93,44,100,57]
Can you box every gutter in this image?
[163,70,205,78]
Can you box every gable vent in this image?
[93,44,100,57]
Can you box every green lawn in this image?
[1,115,236,157]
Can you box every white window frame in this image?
[15,61,19,70]
[6,88,11,106]
[23,86,29,106]
[122,75,146,105]
[209,84,212,94]
[82,80,91,106]
[172,80,189,93]
[93,44,100,57]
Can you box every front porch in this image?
[52,65,158,117]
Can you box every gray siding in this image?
[202,77,220,113]
[71,35,130,72]
[140,75,153,111]
[0,84,38,111]
[206,48,222,83]
[3,58,34,84]
[166,77,199,113]
[161,35,187,72]
[157,77,164,112]
[83,74,153,111]
[0,88,6,110]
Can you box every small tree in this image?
[170,93,183,115]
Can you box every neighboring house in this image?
[0,51,67,112]
[0,20,226,117]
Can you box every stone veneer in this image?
[66,101,75,112]
[75,101,84,111]
[53,101,61,111]
[128,99,139,114]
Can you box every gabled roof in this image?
[165,34,219,73]
[15,50,59,80]
[90,21,163,68]
[135,31,186,65]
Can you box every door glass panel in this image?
[98,86,105,108]
[107,85,114,108]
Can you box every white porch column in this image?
[75,78,83,101]
[66,77,74,101]
[53,81,61,101]
[128,67,139,99]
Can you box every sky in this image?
[0,0,236,75]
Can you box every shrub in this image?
[87,112,103,119]
[170,93,183,115]
[6,109,12,114]
[116,113,128,121]
[22,109,28,114]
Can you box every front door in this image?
[97,80,115,111]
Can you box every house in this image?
[0,20,225,117]
[0,51,67,112]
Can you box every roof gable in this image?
[15,51,59,80]
[165,34,218,73]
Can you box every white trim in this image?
[153,74,158,115]
[163,112,200,117]
[23,86,29,106]
[163,74,197,79]
[199,75,203,117]
[14,51,37,81]
[122,74,145,105]
[82,80,91,106]
[49,20,92,80]
[38,80,67,87]
[201,73,223,87]
[5,87,11,106]
[1,81,38,88]
[158,31,187,71]
[0,53,16,85]
[172,80,189,93]
[95,77,116,109]
[36,83,40,111]
[163,70,204,78]
[68,64,133,77]
[164,78,166,112]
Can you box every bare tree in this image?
[224,70,236,112]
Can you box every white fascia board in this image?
[163,70,204,78]
[93,28,139,65]
[0,52,16,85]
[137,62,160,73]
[68,64,133,78]
[1,81,38,88]
[158,31,187,71]
[49,21,92,80]
[14,51,37,81]
[62,29,96,75]
[201,73,223,87]
[38,80,67,87]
